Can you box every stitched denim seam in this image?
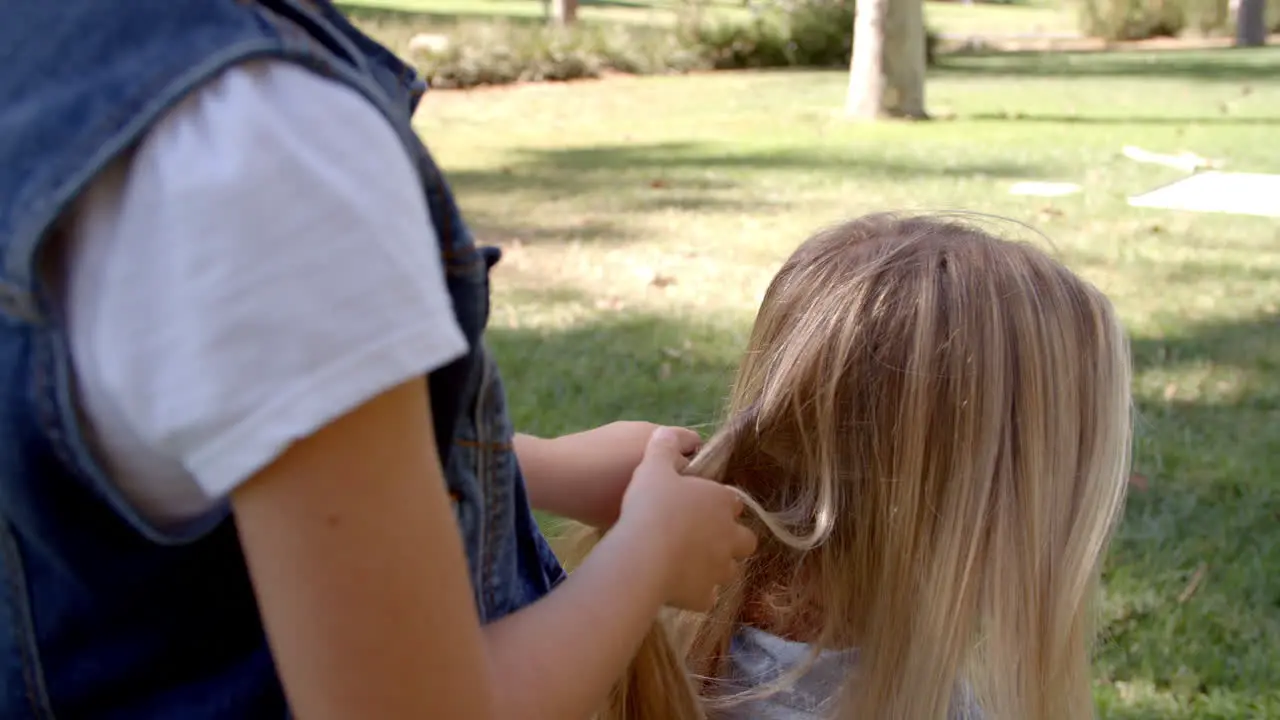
[8,40,310,323]
[6,1,400,322]
[17,26,426,545]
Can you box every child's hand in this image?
[519,422,702,528]
[617,427,758,612]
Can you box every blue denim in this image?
[0,1,563,716]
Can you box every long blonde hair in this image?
[560,213,1133,720]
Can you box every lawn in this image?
[402,44,1280,717]
[337,0,1079,36]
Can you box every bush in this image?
[387,0,939,90]
[407,22,708,89]
[693,0,938,70]
[1072,0,1280,40]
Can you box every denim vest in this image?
[0,1,563,716]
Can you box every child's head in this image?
[575,213,1133,720]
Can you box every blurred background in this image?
[340,1,1278,716]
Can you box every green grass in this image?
[928,0,1076,36]
[410,47,1280,717]
[338,0,728,27]
[338,0,1079,36]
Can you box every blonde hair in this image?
[560,213,1133,720]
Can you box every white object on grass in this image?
[1008,181,1082,197]
[1121,145,1221,174]
[1128,171,1280,218]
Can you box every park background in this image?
[343,0,1277,716]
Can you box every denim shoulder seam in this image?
[7,44,409,327]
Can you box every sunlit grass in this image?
[409,48,1280,717]
[339,0,1079,34]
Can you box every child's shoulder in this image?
[721,626,850,720]
[722,627,984,720]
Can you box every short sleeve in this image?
[62,60,468,509]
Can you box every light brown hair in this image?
[561,213,1133,720]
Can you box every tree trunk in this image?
[553,0,578,26]
[846,0,886,119]
[846,0,928,120]
[1236,0,1267,46]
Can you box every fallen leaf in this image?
[649,273,677,289]
[649,179,669,189]
[1163,382,1178,400]
[1037,207,1065,223]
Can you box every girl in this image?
[564,213,1134,720]
[0,0,755,718]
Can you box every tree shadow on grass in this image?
[488,309,747,435]
[1130,312,1280,381]
[966,112,1280,126]
[1127,312,1280,511]
[483,142,1046,178]
[467,216,639,247]
[936,47,1280,83]
[1102,312,1279,696]
[444,140,1047,245]
[490,304,1280,699]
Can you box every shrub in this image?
[694,0,938,70]
[378,0,940,91]
[691,18,795,69]
[1072,0,1280,40]
[418,24,599,89]
[1074,0,1186,40]
[405,22,708,89]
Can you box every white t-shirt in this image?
[55,60,468,527]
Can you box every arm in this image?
[483,511,668,720]
[84,55,736,720]
[234,383,726,720]
[515,431,634,527]
[233,378,495,719]
[493,426,751,720]
[517,422,687,528]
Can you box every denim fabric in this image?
[0,1,562,716]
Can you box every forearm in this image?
[483,522,665,720]
[515,432,619,526]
